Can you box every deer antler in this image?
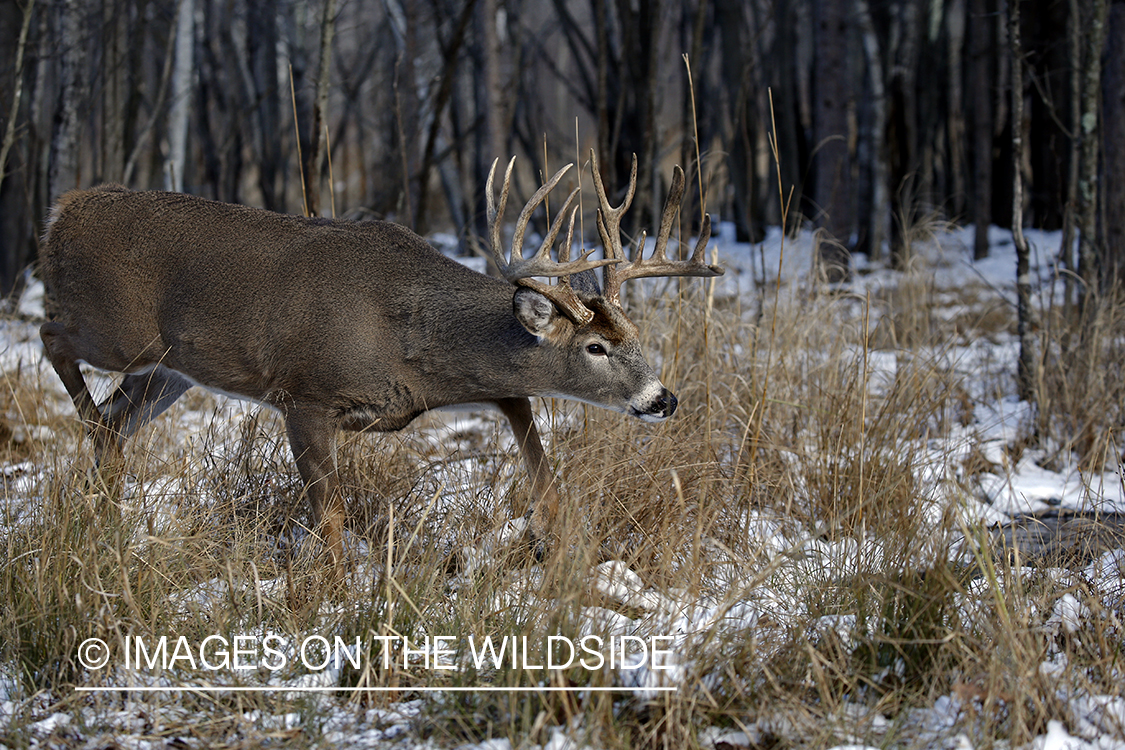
[590,150,724,308]
[487,157,620,324]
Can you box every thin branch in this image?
[0,0,36,192]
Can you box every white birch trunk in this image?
[165,0,195,193]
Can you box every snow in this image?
[1,221,1122,748]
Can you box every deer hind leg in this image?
[494,397,560,553]
[284,405,345,567]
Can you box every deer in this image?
[38,150,722,564]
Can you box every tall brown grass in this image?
[1,222,1123,748]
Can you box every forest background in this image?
[0,0,1122,298]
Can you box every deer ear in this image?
[513,287,561,337]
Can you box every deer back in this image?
[45,188,502,411]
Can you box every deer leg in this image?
[40,322,103,431]
[494,397,560,550]
[284,405,345,566]
[97,366,193,455]
[40,321,130,485]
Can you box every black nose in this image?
[654,390,677,417]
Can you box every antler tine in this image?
[590,150,637,264]
[691,213,713,264]
[487,156,624,325]
[486,156,516,276]
[650,165,687,263]
[516,205,597,325]
[510,183,580,274]
[559,203,577,263]
[509,163,572,265]
[491,158,621,282]
[594,157,724,306]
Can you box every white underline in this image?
[76,685,678,693]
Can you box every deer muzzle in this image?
[631,386,678,422]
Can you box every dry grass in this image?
[1034,288,1125,470]
[1,226,1123,748]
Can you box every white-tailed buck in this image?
[39,151,721,562]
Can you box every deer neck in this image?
[400,278,560,405]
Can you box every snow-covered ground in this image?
[1,222,1122,749]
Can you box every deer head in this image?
[485,151,722,422]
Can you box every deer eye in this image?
[586,343,607,356]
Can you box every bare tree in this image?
[1010,0,1035,401]
[854,0,888,261]
[946,0,967,221]
[470,0,507,245]
[886,0,922,269]
[246,0,283,210]
[0,0,37,291]
[1104,0,1125,287]
[811,0,852,282]
[414,0,478,238]
[1059,0,1083,301]
[0,0,35,192]
[99,0,127,184]
[968,0,995,260]
[0,0,1117,304]
[1076,0,1108,304]
[548,0,662,235]
[385,0,422,228]
[304,0,336,217]
[715,0,766,244]
[49,0,90,202]
[165,0,195,193]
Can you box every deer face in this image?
[513,286,676,421]
[489,151,720,426]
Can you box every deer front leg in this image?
[40,321,128,485]
[41,322,105,434]
[495,397,560,552]
[100,366,193,441]
[284,405,345,567]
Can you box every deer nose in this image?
[653,389,677,417]
[630,385,679,422]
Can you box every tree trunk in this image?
[0,0,36,292]
[680,0,707,240]
[854,0,888,261]
[716,0,765,244]
[1011,0,1036,401]
[304,0,336,217]
[946,0,967,220]
[247,0,281,210]
[887,0,921,269]
[614,0,660,238]
[415,0,478,238]
[387,0,420,228]
[1103,0,1125,288]
[1077,0,1108,304]
[812,0,852,282]
[165,0,194,193]
[99,0,128,184]
[0,0,35,191]
[969,0,994,259]
[1059,0,1082,304]
[49,0,89,202]
[469,0,504,245]
[592,0,611,177]
[771,0,805,231]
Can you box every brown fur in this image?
[39,185,678,564]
